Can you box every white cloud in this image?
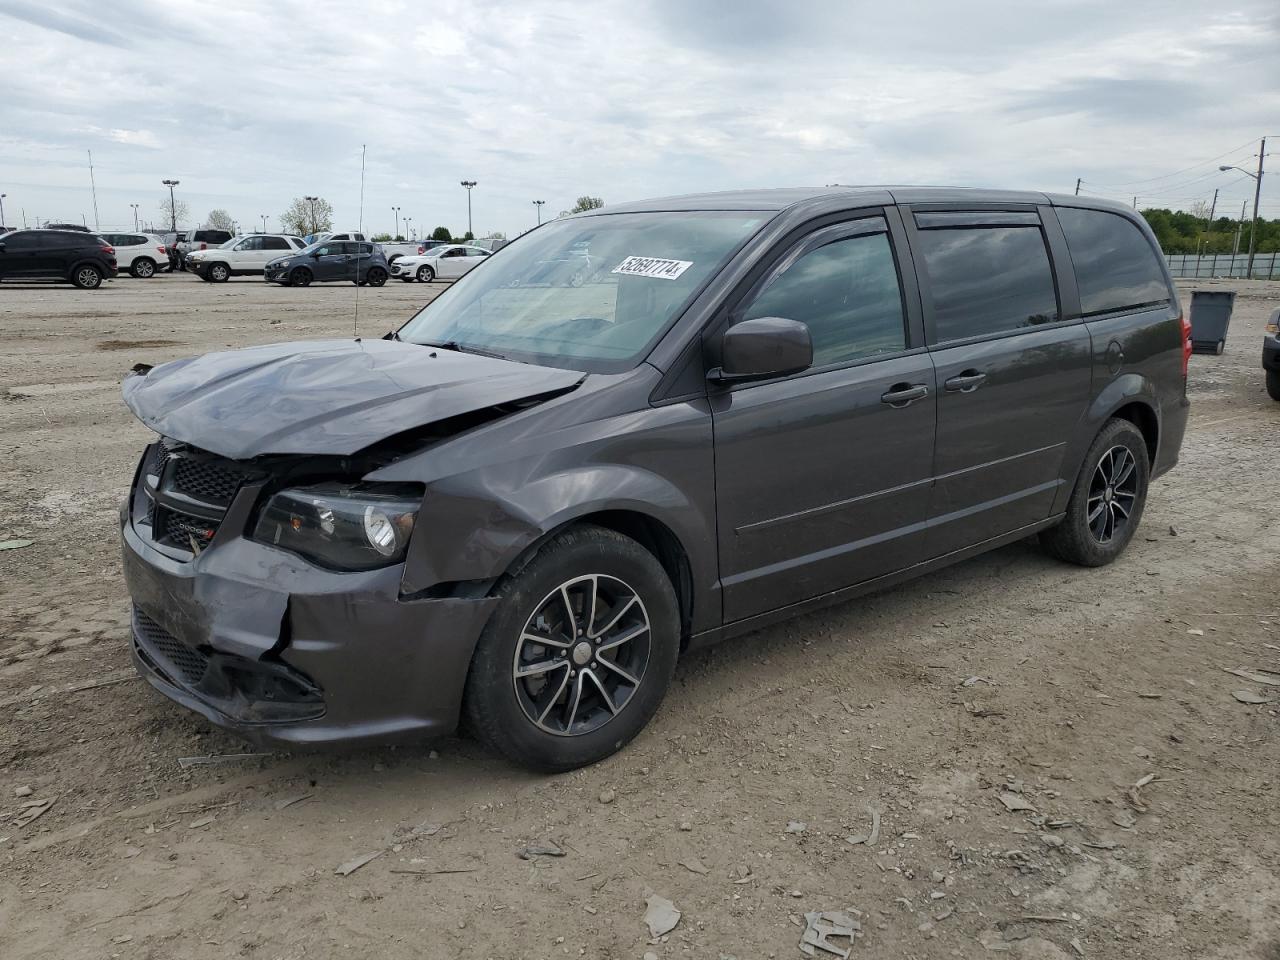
[0,0,1276,233]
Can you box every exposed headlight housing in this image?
[252,482,422,570]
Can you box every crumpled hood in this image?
[122,338,583,460]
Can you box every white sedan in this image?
[390,244,491,283]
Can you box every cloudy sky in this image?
[1,0,1277,237]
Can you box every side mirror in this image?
[311,251,323,259]
[709,316,813,383]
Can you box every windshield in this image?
[217,238,239,249]
[397,211,764,372]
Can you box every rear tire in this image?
[131,258,156,279]
[1040,418,1149,567]
[72,264,103,289]
[417,265,435,283]
[464,524,680,772]
[289,267,312,287]
[1266,369,1280,402]
[366,266,387,287]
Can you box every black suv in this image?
[0,229,118,288]
[120,187,1189,771]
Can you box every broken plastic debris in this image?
[800,910,861,958]
[1224,668,1280,686]
[678,857,709,875]
[998,792,1036,813]
[13,798,55,828]
[786,820,807,834]
[1232,690,1277,705]
[518,842,565,860]
[335,850,384,876]
[843,806,881,846]
[643,894,681,937]
[177,752,272,769]
[0,539,34,551]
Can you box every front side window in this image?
[1056,208,1171,315]
[741,230,907,367]
[236,237,264,251]
[1,232,36,250]
[916,225,1058,342]
[398,211,765,372]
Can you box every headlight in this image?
[251,482,422,570]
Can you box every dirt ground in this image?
[0,271,1277,960]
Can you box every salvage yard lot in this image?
[1,273,1277,958]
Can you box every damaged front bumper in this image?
[119,450,498,746]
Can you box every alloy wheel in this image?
[512,574,651,736]
[1087,445,1138,544]
[135,260,154,278]
[417,265,434,282]
[76,267,101,288]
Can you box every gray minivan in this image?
[119,187,1190,771]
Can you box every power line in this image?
[1082,136,1263,188]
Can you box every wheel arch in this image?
[1109,400,1159,468]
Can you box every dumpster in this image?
[1189,289,1236,356]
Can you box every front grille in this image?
[163,510,218,550]
[172,457,241,505]
[134,438,249,555]
[133,607,210,686]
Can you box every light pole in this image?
[533,199,545,225]
[130,203,140,230]
[162,179,180,232]
[391,205,401,240]
[303,196,319,235]
[1221,136,1267,279]
[261,215,268,233]
[460,180,476,238]
[0,193,6,229]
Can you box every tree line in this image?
[1139,207,1279,255]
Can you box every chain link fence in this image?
[1165,253,1280,279]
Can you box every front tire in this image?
[417,265,435,283]
[464,525,680,772]
[131,258,156,279]
[72,264,103,289]
[1266,369,1280,402]
[1040,418,1149,567]
[289,267,312,287]
[208,262,230,283]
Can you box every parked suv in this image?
[263,240,389,286]
[119,187,1189,771]
[0,229,118,288]
[101,233,168,278]
[175,229,234,268]
[186,234,308,281]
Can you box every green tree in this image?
[462,230,474,242]
[561,196,604,217]
[430,226,452,242]
[205,208,234,231]
[1140,207,1280,255]
[371,232,393,242]
[281,197,334,236]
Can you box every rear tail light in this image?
[157,245,167,254]
[417,245,425,254]
[101,245,115,255]
[200,241,207,250]
[1180,312,1192,378]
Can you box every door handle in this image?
[881,382,929,407]
[944,370,987,393]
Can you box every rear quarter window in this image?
[1056,208,1171,315]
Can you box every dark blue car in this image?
[264,240,389,287]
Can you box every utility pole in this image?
[405,217,412,241]
[460,180,477,237]
[1074,178,1081,196]
[1245,136,1266,279]
[261,214,268,233]
[1233,199,1247,256]
[162,179,180,232]
[391,205,401,240]
[1132,196,1138,209]
[0,193,6,228]
[87,151,99,231]
[304,196,319,235]
[130,203,140,230]
[533,199,545,225]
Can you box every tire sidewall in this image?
[73,264,102,289]
[466,526,680,772]
[1060,419,1150,565]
